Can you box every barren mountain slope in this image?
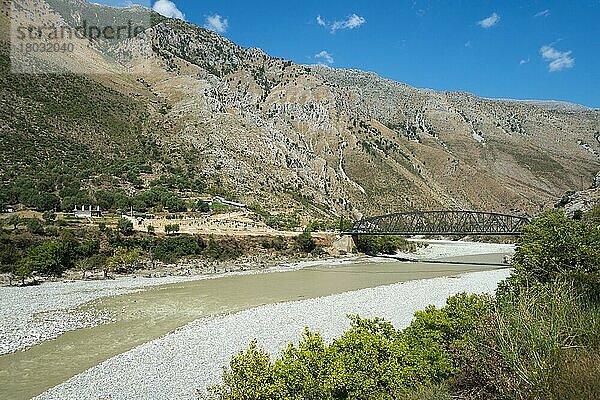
[2,0,599,220]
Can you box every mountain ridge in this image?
[1,0,599,223]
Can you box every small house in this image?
[73,205,102,219]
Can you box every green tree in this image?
[117,218,134,235]
[355,236,413,255]
[505,210,600,289]
[0,242,20,285]
[295,230,316,253]
[165,224,180,235]
[196,199,210,213]
[206,341,283,400]
[42,210,56,222]
[31,193,61,212]
[26,218,44,235]
[79,254,106,279]
[163,195,187,212]
[105,247,140,278]
[23,241,71,277]
[16,261,33,285]
[76,240,100,259]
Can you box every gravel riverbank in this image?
[0,256,371,355]
[0,241,514,355]
[37,269,511,400]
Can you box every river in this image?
[0,246,513,399]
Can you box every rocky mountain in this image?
[1,0,599,222]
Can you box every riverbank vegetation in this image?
[201,208,600,400]
[354,235,416,255]
[0,217,328,285]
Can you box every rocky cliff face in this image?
[3,0,600,220]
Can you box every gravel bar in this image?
[0,275,211,355]
[0,256,368,355]
[37,269,511,400]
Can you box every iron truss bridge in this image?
[345,211,531,236]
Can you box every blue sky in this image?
[107,1,599,107]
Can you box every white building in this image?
[73,205,102,219]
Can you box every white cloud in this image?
[152,0,185,20]
[331,14,366,32]
[204,14,229,34]
[478,12,500,28]
[534,9,550,18]
[540,45,575,72]
[464,40,471,48]
[316,13,366,33]
[315,50,334,65]
[519,58,529,65]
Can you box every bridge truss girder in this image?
[348,211,530,236]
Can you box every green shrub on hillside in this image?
[152,235,205,263]
[260,237,288,251]
[205,237,243,261]
[26,218,45,235]
[117,218,134,235]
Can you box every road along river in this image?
[0,242,514,399]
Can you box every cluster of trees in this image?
[0,178,211,214]
[202,208,600,400]
[152,235,205,263]
[96,187,190,213]
[355,235,415,255]
[0,216,236,283]
[0,229,101,284]
[0,214,330,284]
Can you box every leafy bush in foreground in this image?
[457,281,600,400]
[508,210,600,286]
[202,294,488,400]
